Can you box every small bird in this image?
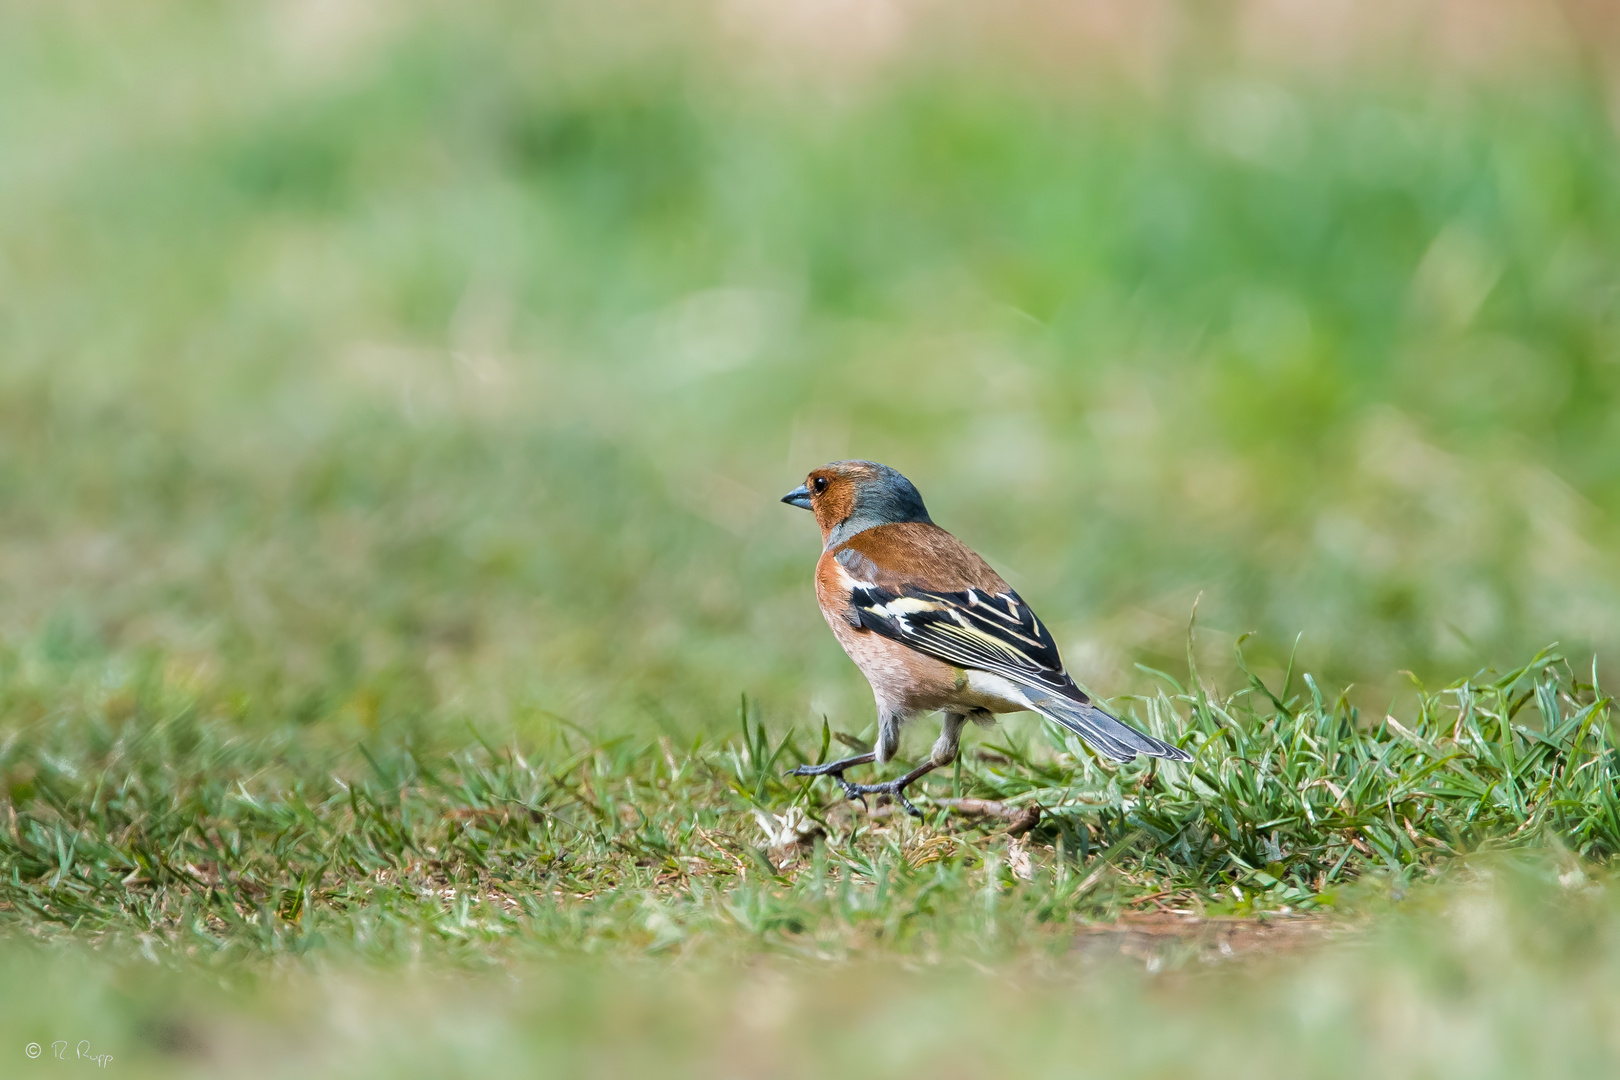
[781,460,1189,816]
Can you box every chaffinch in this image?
[781,459,1189,816]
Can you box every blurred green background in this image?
[4,0,1620,745]
[4,858,1620,1079]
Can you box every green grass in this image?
[2,640,1613,958]
[5,0,1620,1073]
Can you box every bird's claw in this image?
[788,757,924,817]
[849,781,924,819]
[787,764,866,806]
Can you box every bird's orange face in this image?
[803,466,858,536]
[782,464,859,538]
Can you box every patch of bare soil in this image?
[1074,911,1341,966]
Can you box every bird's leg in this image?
[849,761,939,819]
[930,712,969,769]
[846,712,968,819]
[788,752,876,803]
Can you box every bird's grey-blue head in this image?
[781,460,932,546]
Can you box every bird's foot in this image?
[848,761,939,819]
[789,755,935,817]
[787,754,877,808]
[788,761,850,777]
[789,767,867,807]
[848,779,923,819]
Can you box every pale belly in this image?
[825,612,1033,718]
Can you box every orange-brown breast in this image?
[813,526,1000,714]
[832,522,1008,593]
[815,569,964,712]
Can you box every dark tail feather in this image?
[1026,692,1191,763]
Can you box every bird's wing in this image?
[847,582,1081,698]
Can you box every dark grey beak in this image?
[781,484,813,510]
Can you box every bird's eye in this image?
[812,476,828,494]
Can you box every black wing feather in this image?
[847,582,1192,763]
[848,584,1083,699]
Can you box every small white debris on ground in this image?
[754,806,826,869]
[1005,837,1034,882]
